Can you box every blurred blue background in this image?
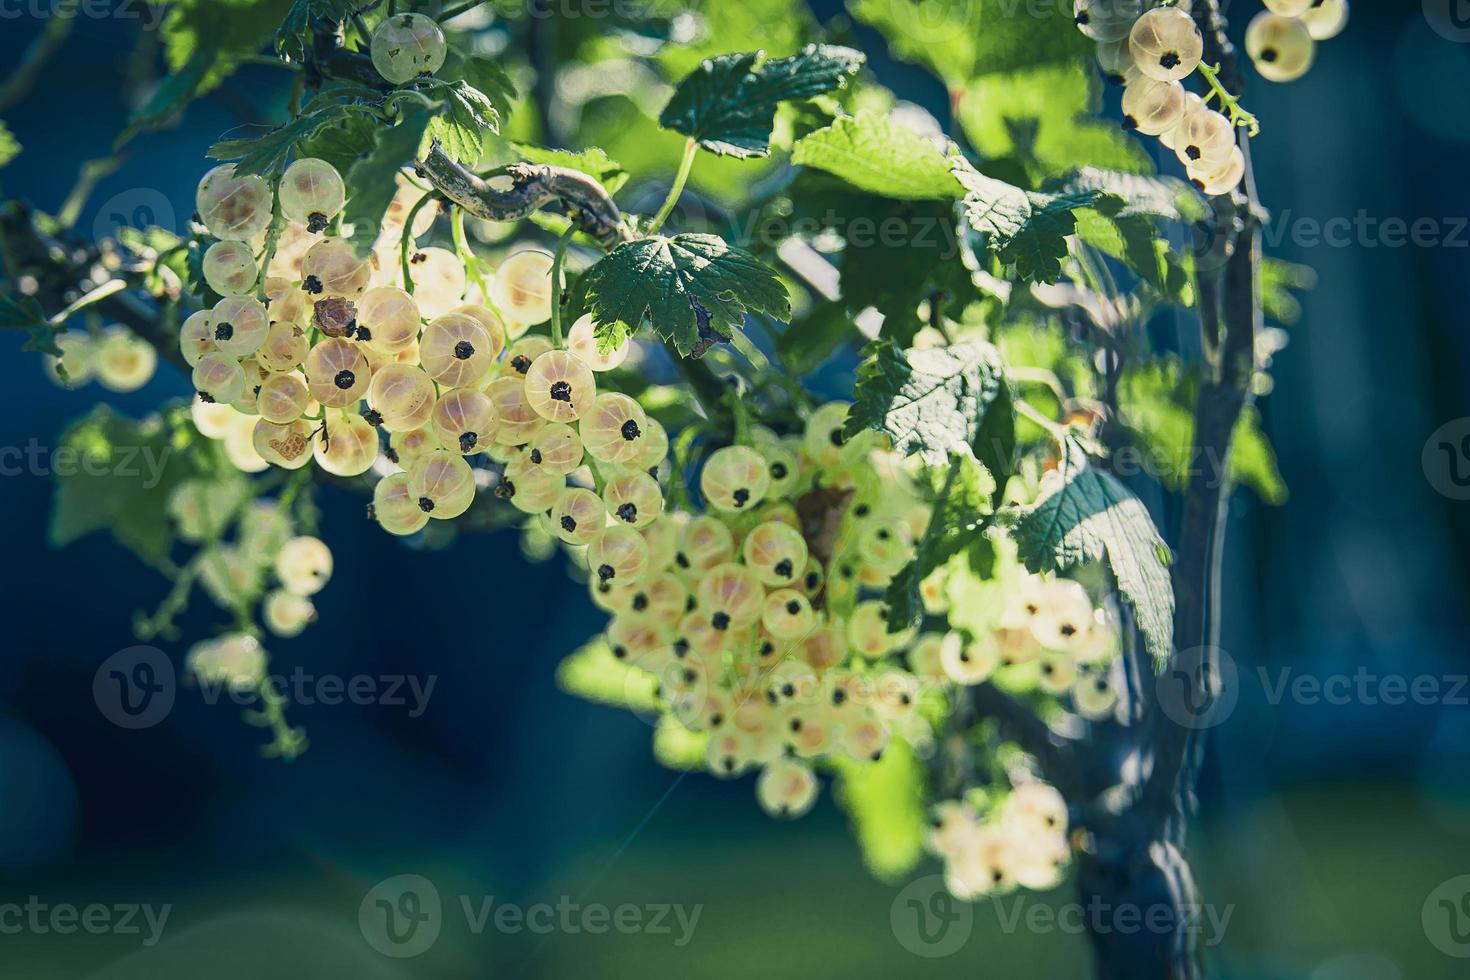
[1,1,1468,977]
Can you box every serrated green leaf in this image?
[831,737,927,881]
[207,104,353,175]
[1013,437,1174,665]
[511,142,628,196]
[0,294,62,357]
[846,339,1007,467]
[442,47,517,122]
[953,158,1103,283]
[342,108,431,257]
[296,110,379,174]
[791,111,960,200]
[275,0,355,63]
[423,78,501,164]
[582,233,790,357]
[0,121,19,168]
[659,45,864,158]
[555,636,660,711]
[1046,167,1203,224]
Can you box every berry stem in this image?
[549,224,574,348]
[254,174,287,302]
[450,204,493,312]
[1196,61,1259,137]
[646,137,698,236]
[399,190,435,293]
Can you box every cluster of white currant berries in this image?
[45,326,157,392]
[1076,0,1347,196]
[928,782,1071,899]
[592,408,939,820]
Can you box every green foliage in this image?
[658,46,864,158]
[441,47,518,123]
[1012,437,1175,666]
[555,637,660,711]
[0,121,19,168]
[50,405,199,567]
[582,234,790,357]
[341,108,431,256]
[0,294,61,358]
[831,738,927,880]
[1119,359,1287,504]
[791,111,960,200]
[953,158,1103,283]
[208,104,359,175]
[847,339,1008,467]
[421,78,502,164]
[1261,257,1317,326]
[652,717,708,771]
[275,0,355,63]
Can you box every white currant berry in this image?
[566,313,629,372]
[408,449,476,519]
[421,311,495,387]
[603,470,663,528]
[550,487,606,546]
[264,588,316,637]
[93,328,157,393]
[196,164,271,242]
[1129,7,1203,82]
[587,524,651,585]
[368,363,437,432]
[1300,0,1348,40]
[301,238,372,300]
[579,392,649,465]
[524,349,597,423]
[1073,0,1134,42]
[700,445,770,513]
[193,352,247,405]
[253,417,316,470]
[1263,0,1313,15]
[431,387,497,455]
[404,246,465,319]
[276,536,333,595]
[756,758,818,819]
[742,520,808,588]
[279,158,345,229]
[1188,145,1245,196]
[489,249,555,325]
[802,401,851,469]
[203,240,259,297]
[697,562,764,632]
[1121,77,1187,136]
[304,337,370,407]
[314,413,378,476]
[210,296,270,358]
[1246,11,1316,83]
[371,12,446,84]
[256,372,311,424]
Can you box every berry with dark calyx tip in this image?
[495,479,516,499]
[385,448,400,464]
[673,638,690,656]
[598,564,615,582]
[854,504,870,517]
[459,432,478,453]
[529,449,543,464]
[199,392,215,403]
[774,558,794,579]
[620,419,641,441]
[631,593,649,611]
[355,325,372,341]
[711,612,731,630]
[770,461,788,479]
[510,355,531,373]
[334,369,356,390]
[805,572,820,589]
[418,496,435,512]
[363,409,384,427]
[303,275,323,294]
[789,718,801,732]
[781,683,795,698]
[709,713,723,727]
[307,212,329,234]
[612,645,627,660]
[616,503,638,523]
[560,515,577,532]
[366,503,377,520]
[214,322,234,341]
[759,641,774,657]
[453,340,475,360]
[549,380,572,402]
[732,488,750,507]
[785,600,801,614]
[832,689,846,704]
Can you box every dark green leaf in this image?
[1013,437,1175,665]
[831,738,927,880]
[954,158,1103,283]
[276,0,356,63]
[0,121,19,168]
[659,45,864,158]
[0,294,62,357]
[511,142,628,196]
[442,47,517,122]
[296,110,380,174]
[423,78,501,164]
[791,110,960,200]
[342,108,431,257]
[846,339,1007,467]
[582,233,790,357]
[207,105,353,175]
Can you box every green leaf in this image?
[884,454,997,630]
[510,142,628,196]
[831,738,927,881]
[1013,438,1175,665]
[442,47,517,122]
[423,78,501,164]
[953,158,1104,283]
[50,406,199,566]
[846,339,1007,467]
[296,110,379,174]
[582,233,790,357]
[555,636,660,711]
[1261,257,1316,326]
[207,105,353,176]
[276,0,355,63]
[117,45,217,148]
[0,294,61,357]
[791,111,960,200]
[652,717,708,771]
[1046,167,1203,224]
[658,45,864,158]
[0,121,19,168]
[342,108,431,257]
